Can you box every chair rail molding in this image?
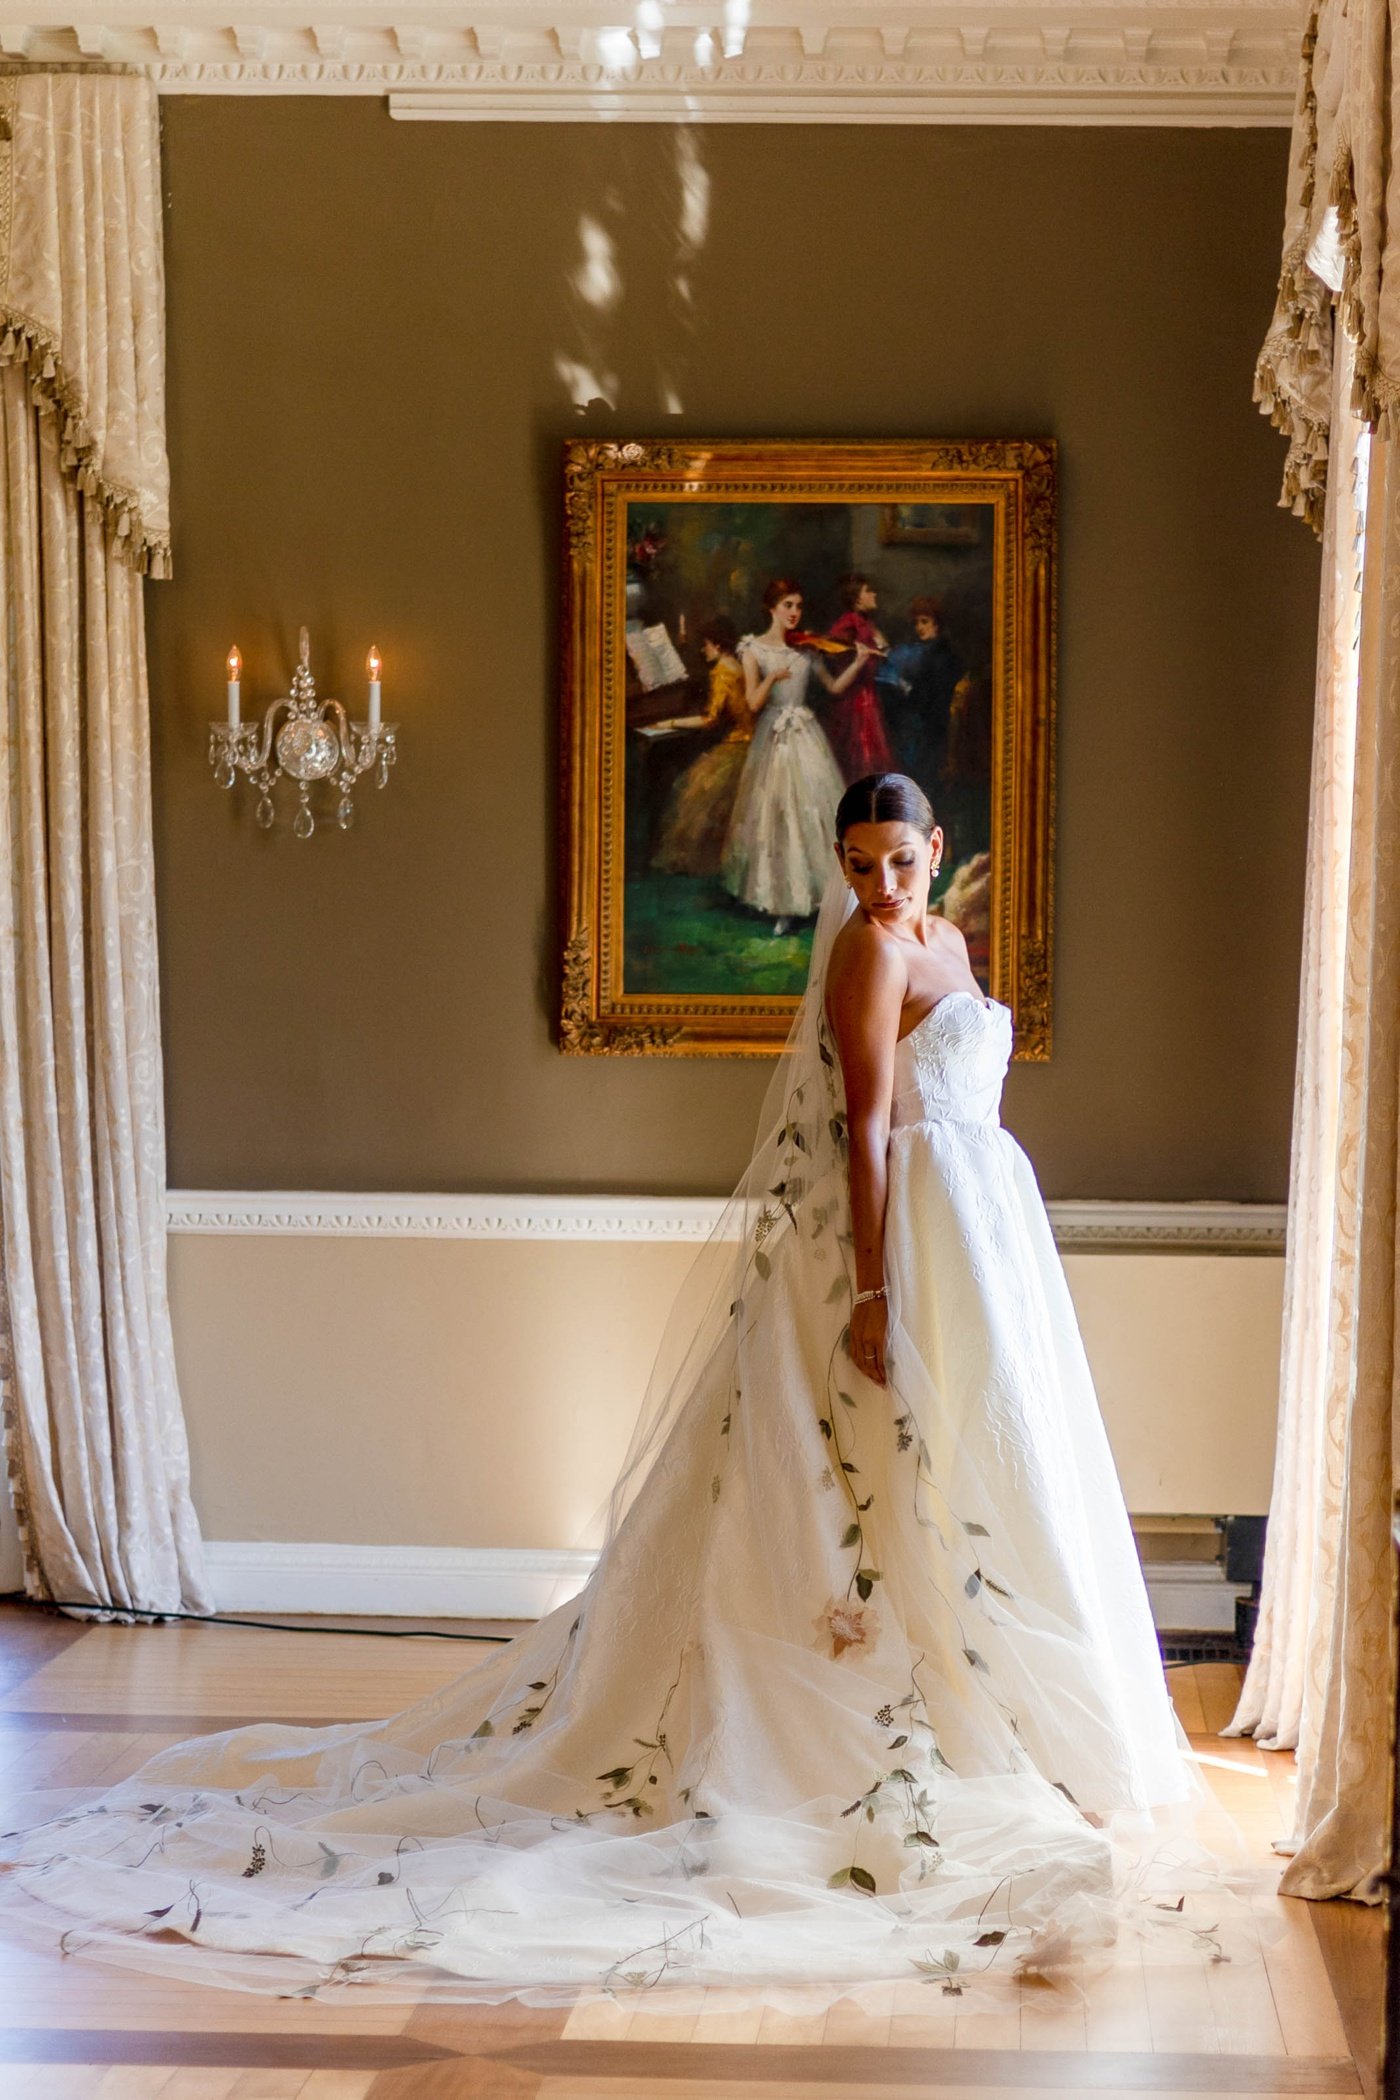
[166,1190,1286,1252]
[0,4,1301,122]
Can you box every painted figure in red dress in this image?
[824,573,894,780]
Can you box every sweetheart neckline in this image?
[898,989,1005,1049]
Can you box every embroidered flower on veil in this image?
[820,1598,878,1659]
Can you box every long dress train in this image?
[0,877,1251,2005]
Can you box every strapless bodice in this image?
[889,990,1013,1132]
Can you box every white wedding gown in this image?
[0,883,1242,2005]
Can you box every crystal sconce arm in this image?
[209,627,399,838]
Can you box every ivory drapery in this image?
[0,73,209,1614]
[1225,332,1366,1767]
[1272,419,1400,1897]
[1239,0,1400,1898]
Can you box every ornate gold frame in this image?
[559,438,1056,1059]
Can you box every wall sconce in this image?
[209,627,399,838]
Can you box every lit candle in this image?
[226,645,242,727]
[366,645,382,732]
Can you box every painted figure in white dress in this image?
[721,579,869,933]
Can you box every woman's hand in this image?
[851,1294,888,1386]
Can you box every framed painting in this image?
[559,438,1056,1059]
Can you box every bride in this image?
[0,772,1232,2005]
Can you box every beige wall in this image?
[150,107,1319,1203]
[169,1230,1283,1546]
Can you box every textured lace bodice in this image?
[889,991,1013,1131]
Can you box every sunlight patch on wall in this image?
[573,214,621,310]
[655,129,710,416]
[555,354,618,410]
[676,129,710,254]
[551,133,710,415]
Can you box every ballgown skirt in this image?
[0,959,1260,2007]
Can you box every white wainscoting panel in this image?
[165,1192,1286,1609]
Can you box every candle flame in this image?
[226,645,242,681]
[366,645,382,682]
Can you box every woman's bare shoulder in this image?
[827,913,906,999]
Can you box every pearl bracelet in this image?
[853,1286,887,1307]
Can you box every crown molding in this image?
[0,7,1301,120]
[166,1190,1287,1251]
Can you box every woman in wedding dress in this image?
[0,773,1239,2006]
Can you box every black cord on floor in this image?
[13,1598,513,1642]
[8,1600,1234,1666]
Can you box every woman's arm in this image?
[825,928,905,1386]
[813,643,872,698]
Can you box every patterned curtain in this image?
[1236,0,1400,1898]
[0,73,210,1614]
[1226,332,1366,1768]
[1275,418,1400,1898]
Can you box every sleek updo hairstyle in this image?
[835,772,936,842]
[762,575,802,611]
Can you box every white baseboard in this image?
[203,1540,597,1620]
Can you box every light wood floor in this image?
[0,1600,1382,2100]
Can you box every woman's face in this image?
[773,592,802,632]
[838,820,939,927]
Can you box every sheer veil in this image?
[592,863,859,1557]
[0,864,1269,2009]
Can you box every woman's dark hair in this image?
[762,575,802,611]
[700,614,740,655]
[835,772,936,841]
[838,571,873,612]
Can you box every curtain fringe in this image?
[0,307,171,579]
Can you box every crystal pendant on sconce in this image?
[216,762,236,791]
[336,796,355,831]
[277,717,340,782]
[293,802,315,840]
[376,757,389,789]
[256,795,276,829]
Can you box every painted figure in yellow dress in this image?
[653,617,752,876]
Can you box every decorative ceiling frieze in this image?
[0,1,1302,118]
